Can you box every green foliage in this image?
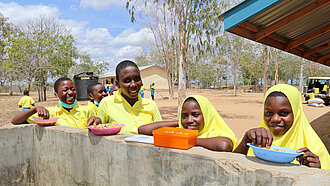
[70,52,110,77]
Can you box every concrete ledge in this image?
[0,125,329,185]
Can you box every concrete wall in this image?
[0,125,329,186]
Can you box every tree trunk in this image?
[275,50,279,85]
[178,51,186,113]
[233,68,237,96]
[167,70,173,100]
[263,46,269,95]
[43,76,47,101]
[177,4,186,116]
[299,58,304,93]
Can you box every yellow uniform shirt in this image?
[140,85,146,92]
[18,95,35,108]
[27,103,88,129]
[82,101,98,118]
[97,89,162,134]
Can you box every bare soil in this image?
[1,88,329,151]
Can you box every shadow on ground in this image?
[310,111,330,152]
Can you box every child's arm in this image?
[11,106,49,125]
[234,127,273,155]
[86,116,102,126]
[138,120,179,135]
[296,147,321,169]
[196,137,233,152]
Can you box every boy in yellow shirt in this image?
[87,60,163,134]
[83,82,108,118]
[12,77,88,129]
[18,90,35,111]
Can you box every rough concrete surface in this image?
[0,124,329,185]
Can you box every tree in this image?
[126,0,224,108]
[0,12,16,90]
[5,16,78,101]
[69,52,110,78]
[263,46,269,95]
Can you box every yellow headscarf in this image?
[248,84,329,169]
[179,95,238,149]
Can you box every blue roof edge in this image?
[223,0,283,31]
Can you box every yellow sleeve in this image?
[151,101,162,122]
[30,97,35,105]
[97,100,110,124]
[18,97,23,106]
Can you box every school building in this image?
[99,64,169,89]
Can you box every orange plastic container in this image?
[152,127,198,150]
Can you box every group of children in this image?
[11,60,330,169]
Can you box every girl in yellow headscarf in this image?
[139,95,238,152]
[234,84,330,169]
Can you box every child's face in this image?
[181,101,204,132]
[264,96,294,136]
[57,80,77,104]
[117,66,142,100]
[91,84,108,103]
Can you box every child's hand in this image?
[87,116,101,127]
[296,147,321,169]
[35,106,49,119]
[246,127,273,148]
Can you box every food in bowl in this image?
[87,124,125,135]
[247,143,303,163]
[261,147,291,153]
[89,123,121,129]
[33,117,59,126]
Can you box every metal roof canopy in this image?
[219,0,330,67]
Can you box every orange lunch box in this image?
[152,127,198,150]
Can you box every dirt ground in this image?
[1,88,329,151]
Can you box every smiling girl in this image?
[87,60,163,134]
[234,84,330,169]
[139,95,238,152]
[11,77,88,129]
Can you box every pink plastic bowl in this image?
[87,124,125,135]
[33,117,59,126]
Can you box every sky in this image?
[0,0,154,68]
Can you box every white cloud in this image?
[0,2,60,24]
[0,2,151,66]
[111,27,153,46]
[62,19,89,37]
[79,0,125,11]
[113,45,144,59]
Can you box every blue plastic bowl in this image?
[247,143,304,163]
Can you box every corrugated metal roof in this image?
[220,0,330,66]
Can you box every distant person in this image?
[138,95,238,152]
[83,83,108,118]
[105,82,112,94]
[12,77,89,129]
[234,84,330,169]
[150,83,155,100]
[139,85,146,98]
[87,60,162,134]
[109,83,119,95]
[18,90,35,111]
